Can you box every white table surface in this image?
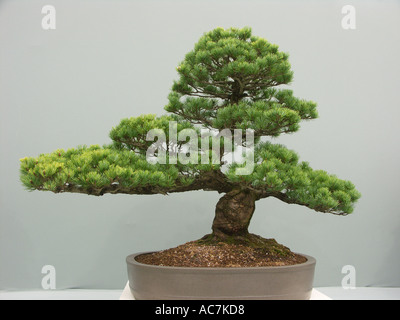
[1,285,400,300]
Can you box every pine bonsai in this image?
[20,27,361,263]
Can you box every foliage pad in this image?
[20,27,360,219]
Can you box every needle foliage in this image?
[20,27,360,216]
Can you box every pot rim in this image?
[126,251,316,272]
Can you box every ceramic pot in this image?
[126,252,316,300]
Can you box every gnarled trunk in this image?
[211,189,257,240]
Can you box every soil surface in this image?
[135,234,307,267]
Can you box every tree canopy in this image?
[165,27,318,137]
[20,27,360,216]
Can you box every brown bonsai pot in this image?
[126,252,316,300]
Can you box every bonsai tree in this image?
[20,27,360,257]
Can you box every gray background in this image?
[0,0,399,290]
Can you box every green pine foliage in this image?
[19,145,204,196]
[109,114,197,154]
[168,27,293,102]
[20,27,360,216]
[165,27,318,137]
[227,143,361,214]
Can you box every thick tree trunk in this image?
[211,189,257,239]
